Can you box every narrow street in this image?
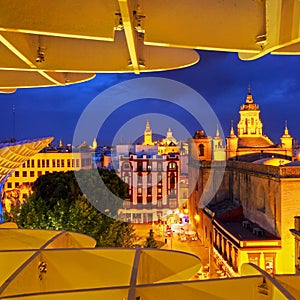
[134,224,222,279]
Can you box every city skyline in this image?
[0,50,300,146]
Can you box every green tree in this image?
[5,170,138,247]
[144,229,158,248]
[75,169,127,217]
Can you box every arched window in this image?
[199,144,204,156]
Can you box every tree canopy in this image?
[144,229,158,248]
[5,169,138,247]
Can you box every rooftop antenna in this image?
[248,83,251,94]
[12,104,16,140]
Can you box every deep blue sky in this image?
[1,50,300,146]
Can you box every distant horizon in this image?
[1,51,300,146]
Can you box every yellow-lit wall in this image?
[3,151,92,210]
[190,160,300,275]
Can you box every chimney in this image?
[295,216,300,231]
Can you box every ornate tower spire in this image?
[92,138,98,149]
[230,120,236,137]
[284,120,289,135]
[226,120,238,160]
[246,84,254,104]
[281,120,293,151]
[215,124,220,137]
[237,87,262,136]
[144,120,154,145]
[145,120,151,131]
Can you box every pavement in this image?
[133,223,222,279]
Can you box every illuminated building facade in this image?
[188,90,299,276]
[119,153,180,223]
[0,137,53,216]
[190,161,300,276]
[117,122,181,223]
[227,90,293,161]
[3,146,92,211]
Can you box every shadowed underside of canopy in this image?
[0,137,53,185]
[0,0,299,92]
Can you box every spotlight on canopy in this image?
[0,0,299,91]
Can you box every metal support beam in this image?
[118,0,140,74]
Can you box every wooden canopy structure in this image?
[0,0,299,91]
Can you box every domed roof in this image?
[238,136,274,148]
[253,157,291,166]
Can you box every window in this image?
[157,162,162,171]
[67,159,71,168]
[137,187,142,195]
[233,248,239,272]
[61,159,65,168]
[37,160,41,168]
[42,160,45,168]
[14,171,19,177]
[137,162,143,172]
[137,174,142,184]
[248,253,261,267]
[147,174,152,183]
[169,162,176,169]
[46,159,50,168]
[124,175,129,184]
[57,159,60,168]
[170,173,175,184]
[15,182,19,188]
[157,187,162,194]
[52,159,56,168]
[147,163,152,171]
[123,162,130,169]
[264,253,276,275]
[30,171,35,177]
[199,144,204,156]
[7,182,12,189]
[22,171,27,177]
[157,174,162,183]
[147,187,152,195]
[38,171,42,177]
[31,160,34,168]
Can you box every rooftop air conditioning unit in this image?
[253,227,264,237]
[242,220,251,229]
